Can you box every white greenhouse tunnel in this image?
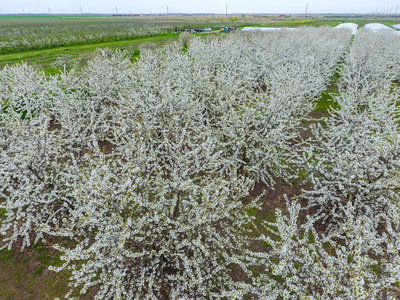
[364,23,392,31]
[363,23,400,35]
[333,23,358,35]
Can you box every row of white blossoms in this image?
[1,27,400,299]
[260,28,400,299]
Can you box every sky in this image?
[1,0,399,15]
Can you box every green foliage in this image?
[36,253,50,265]
[0,290,16,300]
[0,243,78,298]
[33,266,45,275]
[370,264,381,275]
[0,249,14,260]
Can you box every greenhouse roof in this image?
[392,24,400,30]
[364,23,393,32]
[333,23,358,35]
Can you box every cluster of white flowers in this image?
[6,27,399,299]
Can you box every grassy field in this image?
[0,14,251,74]
[0,33,180,74]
